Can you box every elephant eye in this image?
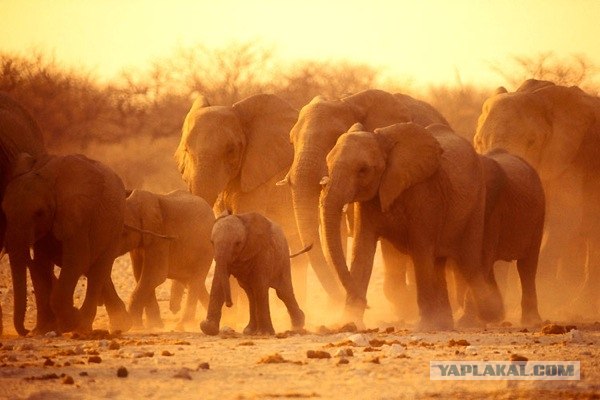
[358,166,369,176]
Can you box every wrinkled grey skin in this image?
[458,150,545,327]
[285,89,449,319]
[200,212,305,336]
[118,189,215,330]
[175,94,342,305]
[0,93,46,335]
[2,153,130,335]
[320,123,503,330]
[474,79,600,317]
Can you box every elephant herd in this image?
[0,78,598,337]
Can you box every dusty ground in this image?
[1,255,599,400]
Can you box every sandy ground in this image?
[1,255,599,400]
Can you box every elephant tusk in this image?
[319,176,330,186]
[0,248,5,263]
[275,176,290,186]
[124,224,177,240]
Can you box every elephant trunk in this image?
[216,263,233,308]
[319,187,357,299]
[5,234,32,336]
[290,157,344,301]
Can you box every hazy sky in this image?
[1,0,599,87]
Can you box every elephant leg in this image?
[128,274,159,329]
[101,277,131,333]
[412,249,453,330]
[169,280,185,314]
[29,247,57,335]
[200,273,225,336]
[254,285,275,335]
[179,278,201,328]
[144,288,163,330]
[241,283,258,335]
[51,264,82,333]
[516,254,542,326]
[274,272,305,330]
[381,240,417,321]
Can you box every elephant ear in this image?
[342,89,411,130]
[536,85,596,180]
[232,94,297,193]
[238,212,273,261]
[9,153,37,179]
[374,123,443,212]
[53,155,105,241]
[516,79,555,93]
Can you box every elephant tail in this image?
[289,243,313,258]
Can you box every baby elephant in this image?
[119,190,215,329]
[201,212,307,336]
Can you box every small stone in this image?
[337,358,349,365]
[173,368,192,380]
[369,339,386,347]
[161,350,174,356]
[17,343,35,351]
[45,331,57,338]
[510,354,528,362]
[62,375,74,385]
[88,356,102,364]
[336,322,358,333]
[388,344,406,357]
[98,340,109,348]
[347,334,369,347]
[334,348,354,357]
[367,357,380,364]
[117,367,128,378]
[43,358,54,366]
[197,362,210,370]
[306,350,331,359]
[238,341,255,346]
[448,339,470,347]
[108,341,120,350]
[79,372,88,377]
[465,346,478,354]
[568,330,582,342]
[385,327,395,333]
[541,324,567,335]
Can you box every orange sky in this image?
[1,0,599,87]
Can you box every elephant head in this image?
[175,94,296,206]
[2,153,106,335]
[319,122,443,296]
[284,90,414,290]
[474,80,600,183]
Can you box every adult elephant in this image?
[281,89,449,318]
[118,189,214,330]
[2,153,131,335]
[474,79,600,317]
[175,94,343,303]
[319,123,503,330]
[0,93,46,335]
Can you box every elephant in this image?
[1,153,131,335]
[200,212,306,336]
[282,89,449,319]
[319,122,504,330]
[0,93,46,335]
[458,149,545,326]
[117,189,215,330]
[474,79,600,317]
[175,94,343,305]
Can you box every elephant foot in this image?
[521,311,543,328]
[243,324,258,335]
[146,318,165,331]
[418,308,454,331]
[109,311,133,333]
[30,320,59,336]
[290,310,305,330]
[456,312,483,329]
[476,294,505,323]
[244,325,275,336]
[200,319,220,336]
[56,307,81,333]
